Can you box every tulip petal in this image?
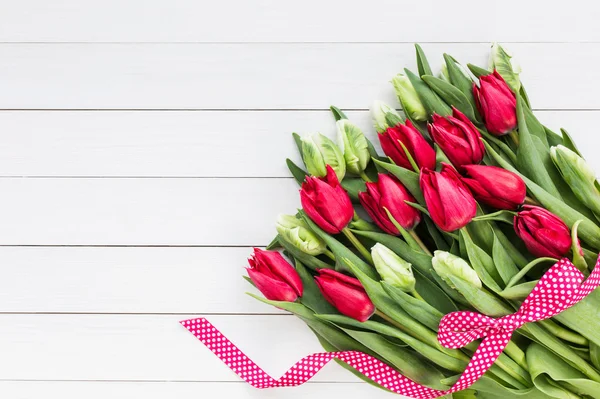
[247,268,299,302]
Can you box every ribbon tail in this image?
[180,318,449,398]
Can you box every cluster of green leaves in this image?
[258,43,600,399]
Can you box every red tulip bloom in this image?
[420,164,477,232]
[428,108,485,170]
[300,165,354,234]
[514,206,571,259]
[462,165,526,210]
[315,269,375,322]
[473,70,517,136]
[247,249,303,302]
[358,173,420,235]
[378,120,436,171]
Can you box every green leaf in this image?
[330,105,347,121]
[341,327,448,390]
[372,159,425,204]
[472,210,515,225]
[415,44,433,77]
[492,225,529,269]
[527,343,600,399]
[515,95,562,200]
[424,216,451,251]
[405,68,452,117]
[318,314,467,374]
[485,141,600,250]
[266,234,281,250]
[554,289,600,347]
[545,126,563,147]
[467,63,491,78]
[491,43,521,93]
[295,260,338,314]
[311,329,390,392]
[591,342,600,370]
[286,158,308,185]
[422,75,477,120]
[448,275,512,317]
[292,132,304,160]
[443,54,476,108]
[278,235,333,271]
[460,229,503,292]
[561,128,583,158]
[300,212,379,280]
[382,282,444,330]
[500,280,537,300]
[340,177,366,203]
[467,205,496,254]
[492,233,520,285]
[522,104,548,147]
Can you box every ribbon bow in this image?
[181,257,600,399]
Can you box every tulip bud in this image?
[314,269,375,322]
[462,165,526,210]
[432,250,482,289]
[358,173,420,235]
[371,101,402,133]
[276,214,327,256]
[391,74,428,122]
[490,43,521,93]
[428,107,485,170]
[473,71,517,136]
[336,119,370,175]
[371,243,416,292]
[439,64,450,82]
[301,133,346,182]
[550,145,600,216]
[420,164,477,232]
[372,104,436,171]
[514,205,571,259]
[300,165,354,234]
[247,248,303,302]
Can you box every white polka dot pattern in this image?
[180,256,600,399]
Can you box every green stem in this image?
[524,196,539,206]
[509,130,520,146]
[504,257,558,290]
[504,340,529,371]
[411,290,425,301]
[358,171,372,183]
[539,319,589,346]
[408,229,433,256]
[323,249,336,261]
[342,227,373,264]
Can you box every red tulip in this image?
[247,248,303,302]
[378,120,436,171]
[462,165,526,210]
[314,269,375,322]
[420,163,477,232]
[358,173,420,235]
[300,165,354,234]
[514,205,571,259]
[473,70,517,136]
[428,108,485,170]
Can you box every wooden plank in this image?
[0,381,396,398]
[0,43,597,109]
[0,314,360,383]
[0,178,297,246]
[0,110,597,177]
[0,0,594,43]
[0,247,285,314]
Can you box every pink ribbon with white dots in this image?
[181,256,600,398]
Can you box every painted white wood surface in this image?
[0,43,597,109]
[0,110,597,177]
[0,1,596,398]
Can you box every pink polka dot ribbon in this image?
[181,256,600,398]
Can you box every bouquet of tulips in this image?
[244,43,600,399]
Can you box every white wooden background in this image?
[0,1,599,397]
